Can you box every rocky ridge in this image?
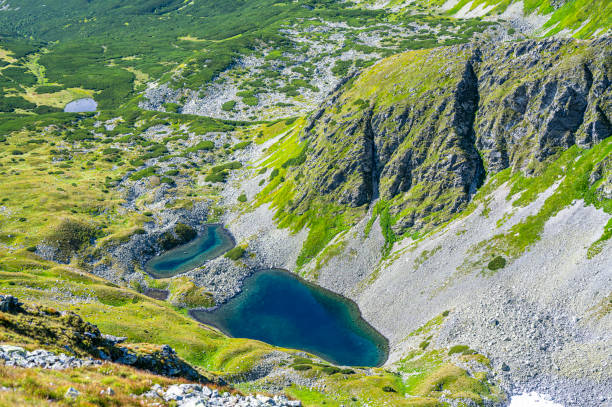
[0,295,207,382]
[287,37,611,236]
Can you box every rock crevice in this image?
[293,38,611,235]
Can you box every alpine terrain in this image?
[0,0,610,406]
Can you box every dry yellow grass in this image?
[0,48,18,63]
[0,363,192,406]
[20,87,95,107]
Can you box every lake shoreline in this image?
[144,223,235,279]
[189,268,390,367]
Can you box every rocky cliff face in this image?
[291,37,611,235]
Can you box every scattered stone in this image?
[102,334,127,344]
[0,347,100,370]
[142,384,301,406]
[65,387,80,399]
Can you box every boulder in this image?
[65,387,80,399]
[0,345,25,356]
[0,295,23,313]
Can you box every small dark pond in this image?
[190,269,388,367]
[145,224,234,279]
[142,288,169,301]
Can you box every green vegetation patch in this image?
[129,166,157,181]
[224,246,245,261]
[185,140,214,153]
[487,255,506,271]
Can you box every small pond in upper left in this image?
[145,224,235,279]
[64,98,97,113]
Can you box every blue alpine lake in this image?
[64,98,98,112]
[145,224,234,279]
[190,269,388,367]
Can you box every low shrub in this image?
[282,146,307,168]
[449,345,476,356]
[232,141,251,150]
[130,167,157,181]
[157,223,196,251]
[242,96,258,106]
[141,144,168,160]
[163,102,180,113]
[292,364,311,371]
[35,85,63,93]
[321,366,341,375]
[158,232,178,251]
[205,171,227,183]
[221,100,236,111]
[224,246,245,261]
[269,168,279,180]
[185,140,214,153]
[211,161,241,173]
[174,223,197,243]
[487,256,506,271]
[237,193,247,203]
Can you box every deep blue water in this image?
[64,98,98,112]
[190,269,388,367]
[145,224,234,278]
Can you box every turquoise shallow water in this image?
[190,269,388,367]
[145,224,234,279]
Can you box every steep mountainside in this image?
[281,38,610,239]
